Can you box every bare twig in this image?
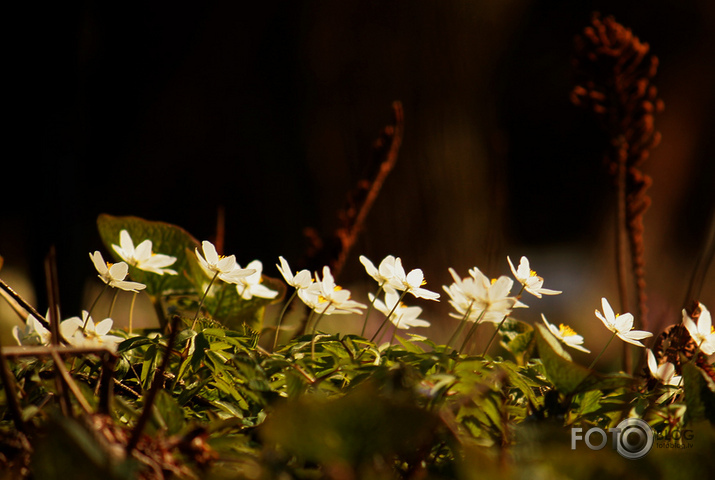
[0,342,27,433]
[126,315,181,454]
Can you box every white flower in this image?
[541,314,590,353]
[112,230,178,275]
[276,256,312,289]
[594,297,652,347]
[12,314,51,346]
[369,290,430,330]
[235,260,279,300]
[683,303,715,355]
[443,267,519,323]
[90,251,147,292]
[646,349,681,386]
[385,257,440,301]
[298,266,366,315]
[59,311,123,353]
[507,256,562,298]
[195,240,255,284]
[359,255,399,291]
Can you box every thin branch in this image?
[126,315,181,454]
[0,342,27,434]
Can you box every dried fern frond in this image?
[571,13,664,334]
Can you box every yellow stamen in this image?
[558,324,578,337]
[530,269,538,277]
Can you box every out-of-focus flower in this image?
[235,260,279,300]
[112,230,177,275]
[276,256,312,290]
[12,313,51,346]
[683,302,715,355]
[90,251,146,292]
[59,311,123,352]
[541,314,590,353]
[384,258,440,301]
[298,266,366,315]
[646,349,681,386]
[369,290,430,330]
[507,256,561,298]
[195,240,254,284]
[443,267,519,323]
[594,297,652,347]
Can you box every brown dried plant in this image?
[571,14,664,365]
[303,101,404,279]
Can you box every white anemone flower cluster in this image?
[359,255,440,301]
[443,267,520,324]
[298,266,366,316]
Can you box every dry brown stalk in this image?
[571,13,664,343]
[304,101,404,279]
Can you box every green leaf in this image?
[683,362,715,424]
[96,213,200,296]
[153,389,186,436]
[534,324,591,395]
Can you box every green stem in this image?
[481,285,525,356]
[273,289,298,351]
[361,284,384,337]
[108,289,119,319]
[370,290,408,343]
[482,314,509,357]
[192,272,220,329]
[588,330,618,370]
[128,292,138,334]
[389,316,403,345]
[445,301,475,353]
[459,309,486,355]
[311,301,333,360]
[86,284,109,324]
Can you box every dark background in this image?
[3,1,714,340]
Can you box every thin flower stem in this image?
[389,316,403,344]
[311,301,333,360]
[361,284,384,337]
[128,291,138,334]
[482,314,509,357]
[86,284,109,325]
[273,289,298,351]
[445,301,475,352]
[588,330,618,370]
[370,290,408,343]
[459,310,486,355]
[108,289,119,318]
[482,285,525,356]
[192,272,220,329]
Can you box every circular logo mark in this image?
[615,418,653,459]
